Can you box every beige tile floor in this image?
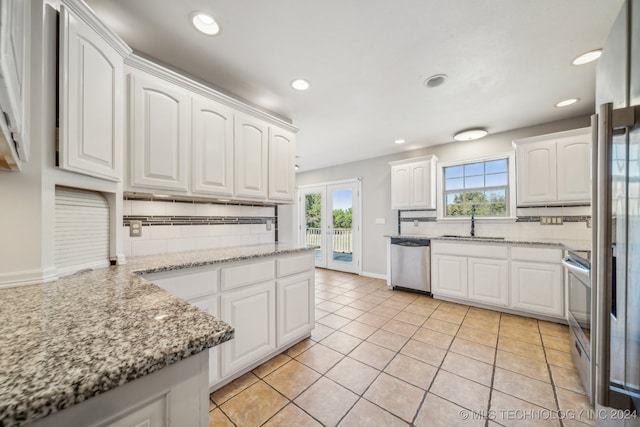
[209,269,594,427]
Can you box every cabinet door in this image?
[556,136,590,202]
[129,72,190,192]
[510,261,564,317]
[410,160,433,208]
[59,4,123,181]
[190,294,220,388]
[191,95,234,196]
[468,257,509,306]
[277,272,313,346]
[220,281,276,377]
[431,254,468,299]
[0,0,28,162]
[234,114,268,199]
[391,164,411,209]
[516,141,557,204]
[268,126,296,202]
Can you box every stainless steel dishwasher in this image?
[390,238,431,294]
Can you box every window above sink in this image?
[436,152,517,221]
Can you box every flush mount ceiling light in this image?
[394,139,406,144]
[291,79,310,91]
[555,98,580,107]
[453,129,488,141]
[423,74,448,88]
[191,12,220,36]
[572,49,602,65]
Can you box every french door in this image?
[299,180,360,274]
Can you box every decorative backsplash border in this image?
[516,216,590,223]
[123,215,276,227]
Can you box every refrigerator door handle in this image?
[595,103,613,408]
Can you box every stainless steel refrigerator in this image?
[593,0,640,414]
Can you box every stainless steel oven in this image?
[562,250,592,401]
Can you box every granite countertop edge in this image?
[385,234,590,251]
[0,243,313,427]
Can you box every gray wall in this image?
[286,115,591,277]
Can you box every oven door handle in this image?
[561,256,591,284]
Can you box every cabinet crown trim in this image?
[511,126,590,148]
[124,54,298,133]
[61,0,132,57]
[389,154,438,166]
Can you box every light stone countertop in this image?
[0,243,314,427]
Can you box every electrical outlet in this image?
[129,220,142,237]
[266,220,272,231]
[413,220,419,227]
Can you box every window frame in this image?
[436,152,517,221]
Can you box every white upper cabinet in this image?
[234,114,269,200]
[128,71,190,192]
[514,127,590,206]
[58,0,131,181]
[124,55,297,202]
[268,126,296,202]
[389,155,438,210]
[191,95,234,196]
[556,136,591,202]
[0,0,29,170]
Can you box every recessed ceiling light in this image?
[453,129,488,141]
[394,139,406,144]
[291,79,310,91]
[423,74,448,88]
[191,12,220,36]
[555,98,580,107]
[572,49,602,65]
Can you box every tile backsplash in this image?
[122,199,276,258]
[399,205,591,249]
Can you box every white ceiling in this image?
[84,0,623,172]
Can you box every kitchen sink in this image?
[440,235,506,240]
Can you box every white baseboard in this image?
[361,271,387,280]
[0,266,58,288]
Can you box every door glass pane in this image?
[332,189,353,263]
[304,193,323,260]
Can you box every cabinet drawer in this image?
[144,267,218,300]
[221,260,275,290]
[432,242,508,258]
[511,246,562,263]
[277,254,314,277]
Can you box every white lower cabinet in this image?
[431,241,564,319]
[510,260,563,317]
[220,280,276,377]
[144,251,314,391]
[431,254,468,299]
[277,272,314,345]
[468,257,509,306]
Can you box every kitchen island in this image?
[0,243,313,427]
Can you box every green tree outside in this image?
[305,194,352,229]
[446,191,506,216]
[305,194,321,228]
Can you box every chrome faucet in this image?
[470,205,476,237]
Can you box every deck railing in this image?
[305,228,352,253]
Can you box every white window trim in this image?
[436,151,517,222]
